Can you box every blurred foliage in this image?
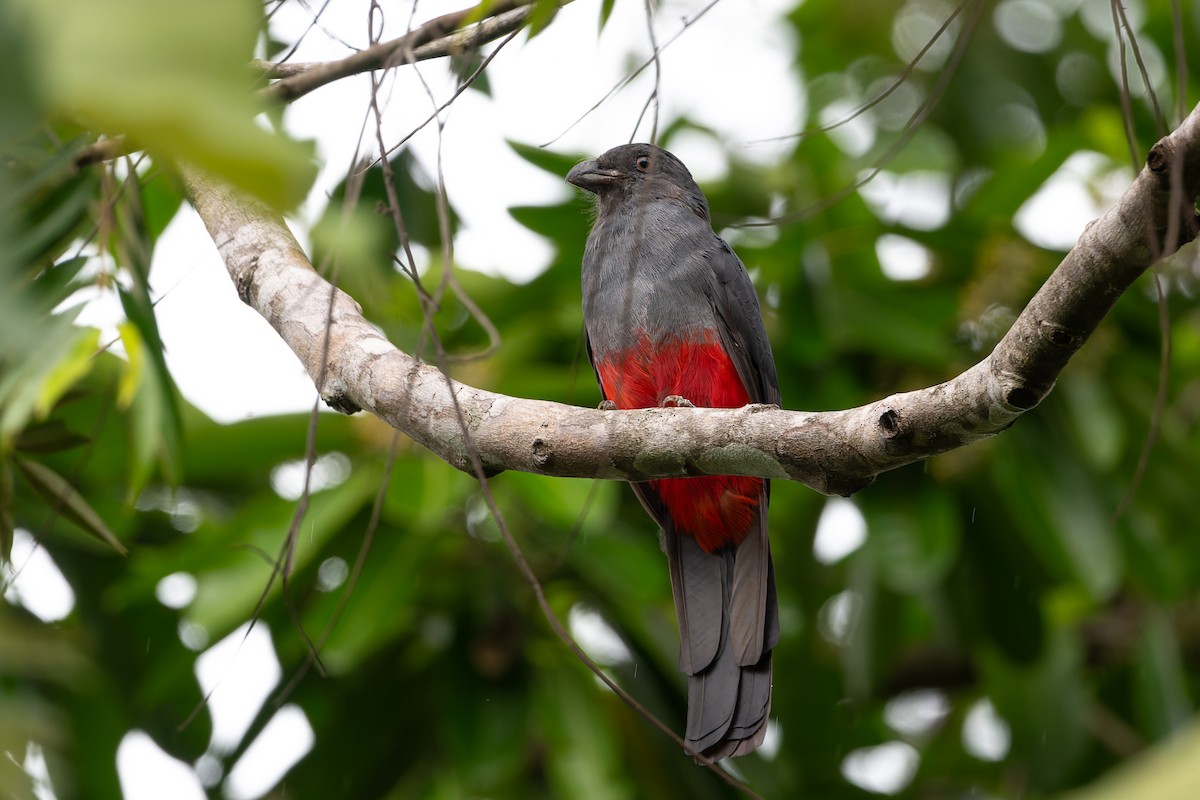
[4,0,1200,799]
[8,0,315,209]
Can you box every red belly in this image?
[595,332,763,553]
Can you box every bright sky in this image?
[11,0,1126,795]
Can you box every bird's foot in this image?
[660,395,695,408]
[597,399,618,411]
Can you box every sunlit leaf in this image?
[1059,717,1200,800]
[34,326,99,419]
[116,285,182,491]
[116,322,144,409]
[0,315,89,443]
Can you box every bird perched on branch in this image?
[568,143,780,760]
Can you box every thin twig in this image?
[541,0,723,147]
[1108,0,1173,522]
[1172,0,1187,123]
[1110,0,1166,137]
[751,0,968,145]
[742,0,986,227]
[1110,0,1142,169]
[638,0,662,145]
[373,28,521,168]
[262,0,540,103]
[275,432,401,704]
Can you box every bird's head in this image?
[567,143,709,221]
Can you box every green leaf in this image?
[14,457,127,555]
[0,317,92,444]
[7,160,97,274]
[28,256,90,316]
[139,172,185,246]
[1133,608,1193,739]
[981,628,1089,791]
[34,326,99,419]
[116,285,183,491]
[16,0,316,209]
[862,483,960,594]
[0,0,40,150]
[508,140,583,179]
[535,669,634,800]
[1057,717,1200,800]
[14,421,89,455]
[526,0,563,37]
[0,456,12,562]
[1060,375,1124,470]
[599,0,617,29]
[449,51,491,96]
[992,426,1121,603]
[185,464,382,636]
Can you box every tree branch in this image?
[180,102,1200,497]
[72,0,553,170]
[260,0,548,104]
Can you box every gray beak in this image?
[566,159,620,193]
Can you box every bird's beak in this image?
[567,159,620,192]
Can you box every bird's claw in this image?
[597,399,618,411]
[660,395,695,408]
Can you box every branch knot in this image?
[1038,320,1081,349]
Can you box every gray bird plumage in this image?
[568,143,781,760]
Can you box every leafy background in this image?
[4,0,1200,798]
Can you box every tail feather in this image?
[730,505,770,665]
[665,524,723,675]
[664,505,778,759]
[702,654,772,760]
[685,627,741,751]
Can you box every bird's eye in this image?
[635,156,651,172]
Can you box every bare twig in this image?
[261,0,545,104]
[751,0,968,145]
[745,0,986,227]
[1110,0,1166,137]
[1108,3,1175,521]
[73,136,131,170]
[635,0,662,145]
[541,0,722,147]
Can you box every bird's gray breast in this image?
[581,201,718,357]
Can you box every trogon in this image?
[568,143,781,759]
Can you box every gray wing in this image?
[705,237,781,407]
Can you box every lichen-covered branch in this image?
[181,102,1200,498]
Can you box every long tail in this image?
[663,495,779,759]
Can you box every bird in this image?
[567,143,780,760]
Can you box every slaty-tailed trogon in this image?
[567,143,780,760]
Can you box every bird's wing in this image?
[704,238,782,407]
